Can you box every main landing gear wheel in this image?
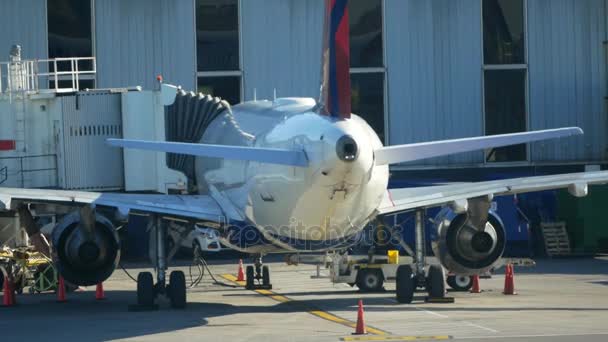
[447,275,473,292]
[137,272,155,307]
[356,269,384,293]
[395,265,415,304]
[245,265,255,290]
[262,265,270,287]
[426,265,446,298]
[168,270,186,309]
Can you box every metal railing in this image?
[0,154,58,188]
[0,57,96,95]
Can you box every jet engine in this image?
[51,211,120,286]
[431,206,506,275]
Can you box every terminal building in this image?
[0,0,607,254]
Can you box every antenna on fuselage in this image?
[273,88,277,102]
[253,88,257,102]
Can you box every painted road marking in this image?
[414,307,449,319]
[379,297,499,335]
[340,336,451,341]
[221,274,389,335]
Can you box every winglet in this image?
[375,127,584,165]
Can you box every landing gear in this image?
[426,264,446,298]
[356,268,384,292]
[447,275,473,292]
[396,265,415,303]
[168,270,186,309]
[394,210,449,303]
[137,272,155,307]
[132,215,187,310]
[245,266,254,289]
[245,256,272,290]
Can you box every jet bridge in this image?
[0,46,191,194]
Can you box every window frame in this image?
[194,0,244,103]
[45,0,97,89]
[349,0,388,146]
[481,0,530,165]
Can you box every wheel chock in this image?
[424,296,455,303]
[128,304,160,312]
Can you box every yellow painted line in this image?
[222,273,246,286]
[220,274,389,335]
[341,336,451,341]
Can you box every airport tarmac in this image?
[1,256,608,342]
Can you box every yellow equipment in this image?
[0,246,57,294]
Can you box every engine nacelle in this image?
[431,207,506,275]
[51,212,120,286]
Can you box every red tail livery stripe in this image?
[319,0,351,119]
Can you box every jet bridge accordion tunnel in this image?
[164,90,232,193]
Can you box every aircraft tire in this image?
[169,270,187,309]
[262,266,270,286]
[137,272,155,307]
[395,265,415,304]
[245,266,254,289]
[426,264,446,298]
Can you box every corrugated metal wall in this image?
[241,0,324,101]
[0,0,47,60]
[94,0,196,91]
[385,0,484,166]
[61,92,124,190]
[528,0,607,162]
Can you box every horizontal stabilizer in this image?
[107,139,308,167]
[374,127,583,165]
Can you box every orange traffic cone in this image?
[470,275,481,293]
[353,299,367,335]
[236,259,245,282]
[95,282,105,300]
[2,277,13,307]
[57,276,67,302]
[503,264,516,295]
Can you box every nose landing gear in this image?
[245,256,272,290]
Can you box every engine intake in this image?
[51,212,120,286]
[431,207,506,275]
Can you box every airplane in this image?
[1,0,608,307]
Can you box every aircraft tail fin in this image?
[107,139,309,167]
[374,127,584,165]
[318,0,351,119]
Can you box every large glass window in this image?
[196,0,241,104]
[483,0,525,65]
[349,0,383,68]
[197,76,241,106]
[351,73,385,143]
[47,0,95,88]
[349,0,385,143]
[483,0,527,162]
[484,70,527,162]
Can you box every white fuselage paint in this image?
[195,98,388,251]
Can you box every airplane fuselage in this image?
[195,98,389,252]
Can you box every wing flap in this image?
[375,127,583,165]
[107,139,308,167]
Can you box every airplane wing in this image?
[379,171,608,215]
[107,139,309,167]
[374,127,582,165]
[0,188,226,222]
